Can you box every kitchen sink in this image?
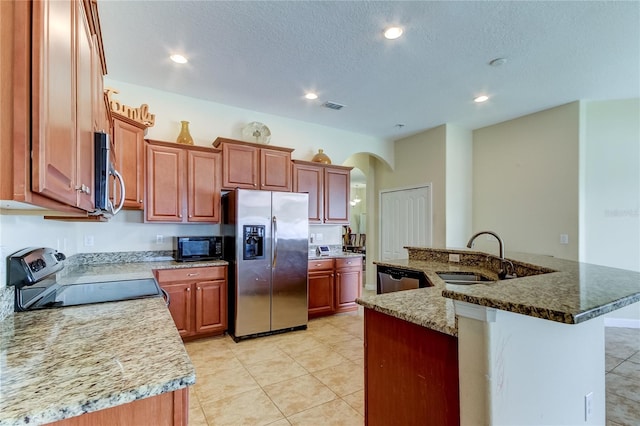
[436,272,494,285]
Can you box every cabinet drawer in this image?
[155,266,226,283]
[336,257,362,269]
[308,258,334,272]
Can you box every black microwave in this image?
[174,236,223,262]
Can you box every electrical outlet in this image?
[584,392,593,421]
[560,234,569,244]
[448,254,460,263]
[316,233,323,242]
[83,235,94,247]
[156,235,164,244]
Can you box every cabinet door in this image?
[187,150,221,222]
[292,163,323,223]
[324,167,350,224]
[161,282,193,337]
[308,271,335,318]
[74,0,95,212]
[261,149,291,191]
[31,0,78,206]
[194,280,227,335]
[221,143,259,189]
[146,143,184,222]
[335,258,362,313]
[113,116,144,209]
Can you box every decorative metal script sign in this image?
[105,88,155,127]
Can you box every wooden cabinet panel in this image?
[364,309,459,426]
[156,266,228,340]
[113,114,145,209]
[146,143,184,222]
[261,148,291,191]
[292,162,323,223]
[50,387,189,426]
[31,0,77,206]
[195,280,227,334]
[324,167,350,224]
[335,257,361,313]
[308,271,335,318]
[308,258,334,272]
[221,142,259,189]
[146,140,221,223]
[187,149,221,222]
[162,282,192,337]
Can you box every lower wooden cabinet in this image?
[308,256,362,319]
[155,266,227,340]
[49,387,189,426]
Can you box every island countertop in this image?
[0,297,195,426]
[357,247,640,334]
[0,253,228,425]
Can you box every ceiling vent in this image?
[322,101,345,111]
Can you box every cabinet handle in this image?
[187,273,199,277]
[253,183,257,187]
[189,215,192,218]
[331,274,334,277]
[197,287,201,291]
[315,264,322,267]
[179,214,183,218]
[139,199,143,203]
[186,287,191,292]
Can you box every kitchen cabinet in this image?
[364,309,459,426]
[112,113,146,209]
[292,160,352,224]
[49,388,188,426]
[145,140,222,223]
[155,266,228,340]
[308,258,335,318]
[307,256,362,318]
[0,0,107,213]
[213,137,293,191]
[335,257,362,313]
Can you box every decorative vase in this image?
[311,149,332,164]
[176,121,194,145]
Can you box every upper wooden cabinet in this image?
[112,113,146,209]
[145,140,222,223]
[213,138,293,191]
[0,0,107,214]
[292,160,352,224]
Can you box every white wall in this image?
[105,79,393,166]
[472,102,580,260]
[445,124,473,248]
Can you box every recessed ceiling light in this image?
[489,58,507,67]
[474,95,489,103]
[304,92,318,100]
[384,27,403,40]
[170,54,188,64]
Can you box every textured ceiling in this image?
[98,1,640,141]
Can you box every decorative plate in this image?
[242,122,271,144]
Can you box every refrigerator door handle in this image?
[272,215,278,268]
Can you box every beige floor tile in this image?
[195,363,260,404]
[188,393,209,426]
[342,390,365,416]
[606,392,640,426]
[629,351,640,363]
[276,334,326,357]
[313,360,364,397]
[330,338,364,361]
[230,341,288,365]
[287,398,363,426]
[263,374,337,417]
[611,359,640,381]
[606,372,640,403]
[200,388,284,426]
[606,355,626,373]
[292,346,347,372]
[244,354,308,386]
[309,323,355,344]
[191,352,244,378]
[266,419,291,426]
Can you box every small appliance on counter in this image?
[174,236,223,262]
[7,247,164,311]
[316,246,331,256]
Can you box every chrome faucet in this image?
[466,231,513,279]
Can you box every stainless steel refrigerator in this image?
[222,189,309,341]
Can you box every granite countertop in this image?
[0,253,227,425]
[0,298,195,426]
[308,252,364,260]
[357,247,640,334]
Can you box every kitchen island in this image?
[0,254,227,426]
[357,247,640,426]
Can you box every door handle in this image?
[272,215,278,268]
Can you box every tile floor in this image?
[185,309,640,426]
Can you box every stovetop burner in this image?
[7,247,164,312]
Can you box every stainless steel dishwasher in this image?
[376,265,430,294]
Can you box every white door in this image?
[380,185,432,260]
